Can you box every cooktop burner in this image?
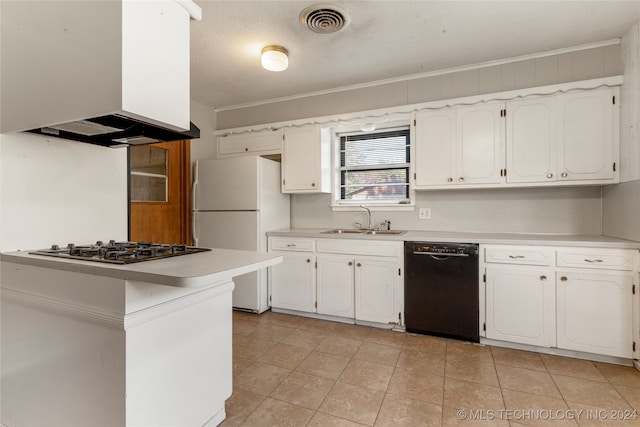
[30,240,211,265]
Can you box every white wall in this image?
[0,133,128,251]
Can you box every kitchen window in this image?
[336,127,411,207]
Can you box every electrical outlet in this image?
[419,208,431,219]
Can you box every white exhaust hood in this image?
[0,0,202,147]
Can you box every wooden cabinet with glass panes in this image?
[130,145,168,202]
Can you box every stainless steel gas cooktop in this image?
[30,240,211,265]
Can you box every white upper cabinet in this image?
[217,130,282,157]
[281,126,331,193]
[413,102,503,188]
[506,97,557,183]
[457,103,504,185]
[414,110,456,187]
[557,88,615,181]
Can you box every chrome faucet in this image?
[359,205,373,230]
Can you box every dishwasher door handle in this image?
[412,251,469,257]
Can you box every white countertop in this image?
[267,228,640,249]
[0,248,283,288]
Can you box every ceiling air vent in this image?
[299,3,351,34]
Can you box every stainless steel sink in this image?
[320,229,365,234]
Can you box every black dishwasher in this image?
[404,242,480,342]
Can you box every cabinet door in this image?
[355,258,401,324]
[282,126,325,192]
[217,131,281,156]
[269,253,316,313]
[556,272,632,358]
[485,266,555,347]
[557,88,614,181]
[506,97,557,183]
[414,109,456,187]
[456,103,504,184]
[316,254,355,318]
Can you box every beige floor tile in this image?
[496,364,562,398]
[319,382,385,426]
[445,355,499,387]
[443,377,504,412]
[296,350,351,380]
[552,374,631,410]
[257,342,311,370]
[396,349,446,377]
[566,401,640,427]
[280,328,327,350]
[541,354,607,382]
[331,323,372,341]
[612,383,640,411]
[353,342,401,367]
[234,362,291,396]
[232,318,260,336]
[501,389,577,427]
[241,397,314,426]
[441,405,510,426]
[387,368,444,405]
[262,311,305,328]
[490,346,546,372]
[594,362,640,388]
[447,340,494,364]
[270,371,335,410]
[339,359,394,392]
[403,333,447,356]
[232,354,254,377]
[316,335,363,357]
[375,393,443,426]
[233,335,276,362]
[299,317,340,334]
[247,323,297,343]
[308,411,368,426]
[366,328,406,348]
[220,389,265,426]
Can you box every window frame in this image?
[332,124,415,210]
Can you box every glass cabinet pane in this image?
[130,146,168,202]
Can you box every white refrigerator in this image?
[192,156,290,313]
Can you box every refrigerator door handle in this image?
[192,161,199,246]
[192,212,198,246]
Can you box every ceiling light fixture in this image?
[261,45,288,72]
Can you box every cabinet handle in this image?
[356,262,362,267]
[508,255,525,259]
[306,258,310,263]
[448,177,453,183]
[458,177,464,182]
[560,276,568,281]
[540,275,547,281]
[311,182,316,187]
[584,259,603,263]
[561,172,568,178]
[348,261,353,266]
[245,147,249,152]
[287,244,297,247]
[546,173,553,179]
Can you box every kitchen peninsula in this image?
[1,247,282,427]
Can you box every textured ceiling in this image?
[190,0,640,110]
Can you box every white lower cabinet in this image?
[316,254,355,317]
[485,266,555,347]
[482,244,638,359]
[556,271,633,358]
[269,237,403,326]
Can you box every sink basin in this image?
[364,230,407,235]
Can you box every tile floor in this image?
[222,310,640,426]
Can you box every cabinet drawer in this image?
[316,239,402,257]
[269,238,314,252]
[484,245,554,266]
[556,248,634,271]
